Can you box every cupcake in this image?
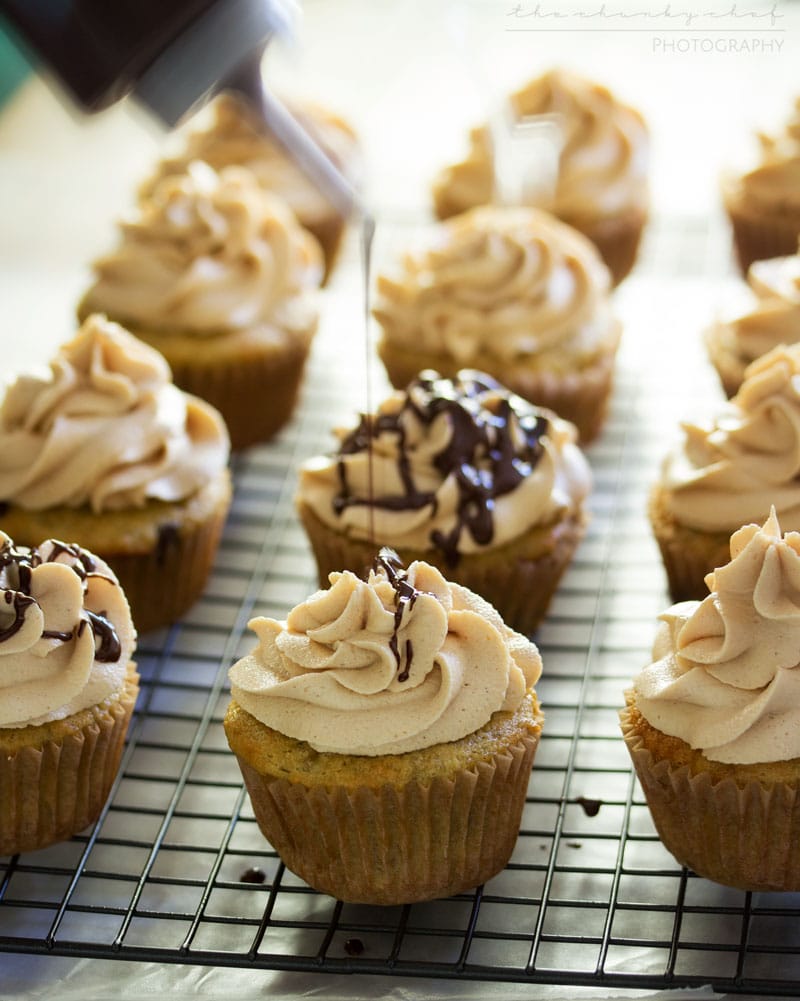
[78,161,323,450]
[432,68,649,285]
[0,314,231,634]
[723,96,800,274]
[705,245,800,397]
[0,532,138,856]
[139,93,361,281]
[224,551,543,905]
[649,344,800,603]
[296,370,591,635]
[373,205,622,443]
[621,510,800,891]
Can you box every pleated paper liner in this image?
[131,321,318,452]
[225,695,543,905]
[724,195,800,276]
[620,695,800,892]
[297,501,587,637]
[0,663,139,857]
[567,207,648,288]
[647,484,733,604]
[0,471,232,635]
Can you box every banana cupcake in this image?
[78,161,323,450]
[432,68,649,285]
[706,244,800,397]
[1,532,138,856]
[621,510,800,891]
[374,205,622,443]
[139,93,360,281]
[224,551,543,905]
[0,314,231,633]
[723,96,800,274]
[297,370,591,635]
[649,344,800,602]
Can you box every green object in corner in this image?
[0,25,31,108]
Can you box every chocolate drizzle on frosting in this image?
[375,548,418,682]
[337,371,549,566]
[0,536,121,661]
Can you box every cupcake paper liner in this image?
[568,208,648,288]
[620,700,800,891]
[236,731,540,905]
[648,485,732,603]
[298,501,587,636]
[0,664,139,857]
[726,200,800,276]
[164,329,315,451]
[104,487,230,634]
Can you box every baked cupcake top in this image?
[0,533,136,729]
[139,93,360,225]
[713,247,800,364]
[0,314,229,513]
[80,162,323,337]
[633,509,800,764]
[374,206,619,366]
[727,96,800,214]
[228,551,542,756]
[297,370,591,560]
[657,345,800,533]
[433,68,648,222]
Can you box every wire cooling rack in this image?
[3,213,800,996]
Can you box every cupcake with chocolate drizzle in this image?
[296,370,591,635]
[0,532,139,856]
[224,548,543,904]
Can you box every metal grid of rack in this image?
[3,214,800,996]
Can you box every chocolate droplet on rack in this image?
[576,796,602,817]
[239,866,266,884]
[344,937,365,957]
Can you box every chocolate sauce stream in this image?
[361,214,377,547]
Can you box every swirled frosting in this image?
[0,314,229,513]
[732,97,800,214]
[634,509,800,763]
[716,248,800,363]
[140,94,360,225]
[0,533,136,729]
[659,345,800,532]
[374,206,619,364]
[228,552,542,755]
[433,68,648,221]
[298,370,591,559]
[81,161,322,337]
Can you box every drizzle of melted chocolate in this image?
[344,937,365,957]
[239,866,266,884]
[0,536,121,660]
[156,522,180,566]
[375,548,419,683]
[335,371,549,566]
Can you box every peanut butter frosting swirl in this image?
[0,314,229,513]
[434,68,648,221]
[731,97,800,213]
[81,161,322,336]
[659,345,800,532]
[719,248,800,363]
[298,370,591,560]
[634,510,800,763]
[374,206,618,365]
[0,534,136,729]
[140,94,360,224]
[229,552,542,756]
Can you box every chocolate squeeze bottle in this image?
[0,0,360,217]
